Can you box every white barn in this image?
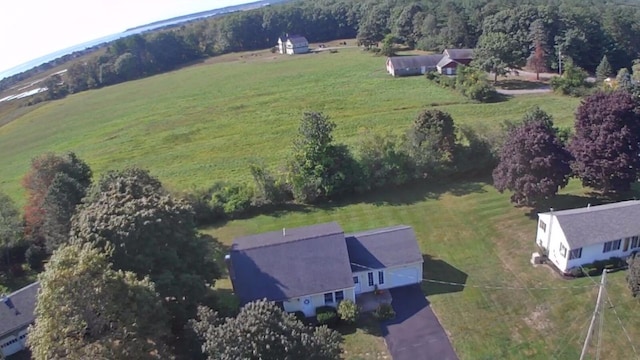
[536,201,640,273]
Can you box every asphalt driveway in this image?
[381,285,458,360]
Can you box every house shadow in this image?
[420,255,467,297]
[523,190,640,220]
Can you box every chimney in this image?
[283,228,286,237]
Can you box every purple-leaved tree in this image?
[569,91,640,193]
[492,108,572,206]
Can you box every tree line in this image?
[12,0,639,102]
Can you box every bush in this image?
[291,311,307,323]
[209,182,254,218]
[316,307,338,327]
[25,244,48,271]
[461,82,496,102]
[373,303,395,321]
[182,187,218,225]
[337,299,359,324]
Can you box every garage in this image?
[389,267,420,288]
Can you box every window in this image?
[335,290,344,303]
[559,243,567,258]
[631,236,640,250]
[353,276,359,284]
[324,292,333,304]
[539,220,547,232]
[603,239,622,253]
[378,271,385,285]
[569,248,582,260]
[368,272,374,286]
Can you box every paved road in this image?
[381,285,458,360]
[496,85,551,95]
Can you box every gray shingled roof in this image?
[388,54,444,69]
[230,222,354,304]
[540,200,640,248]
[443,48,474,60]
[0,282,39,338]
[436,56,458,68]
[281,35,307,45]
[346,225,423,272]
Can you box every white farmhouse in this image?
[536,201,640,273]
[1,282,39,358]
[277,34,309,55]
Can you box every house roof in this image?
[230,222,354,303]
[436,56,459,68]
[443,48,474,60]
[280,34,307,45]
[540,200,640,248]
[388,54,444,69]
[0,282,39,338]
[346,225,423,272]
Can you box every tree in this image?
[473,32,519,83]
[191,300,341,360]
[569,91,640,193]
[632,59,640,83]
[22,152,91,245]
[627,253,640,297]
[0,192,23,267]
[549,59,588,96]
[616,68,633,92]
[492,108,572,205]
[28,242,170,359]
[527,19,548,80]
[380,34,395,57]
[70,168,220,334]
[596,55,613,82]
[42,173,87,252]
[288,112,361,203]
[407,109,457,169]
[356,130,414,190]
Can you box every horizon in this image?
[0,0,250,77]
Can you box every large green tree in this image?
[70,168,220,333]
[0,192,24,268]
[473,32,519,82]
[29,242,170,359]
[191,300,341,360]
[407,109,457,170]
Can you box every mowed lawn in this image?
[205,179,640,360]
[0,48,578,204]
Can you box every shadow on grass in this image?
[421,255,467,296]
[337,313,383,336]
[524,190,640,219]
[495,79,548,90]
[353,179,487,207]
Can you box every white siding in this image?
[0,329,28,358]
[565,237,640,272]
[282,287,355,316]
[352,262,423,293]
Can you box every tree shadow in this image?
[420,254,467,297]
[524,190,640,219]
[495,79,548,90]
[485,92,511,103]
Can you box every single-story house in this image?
[227,222,423,317]
[277,34,309,55]
[1,282,39,358]
[387,48,475,77]
[536,201,640,273]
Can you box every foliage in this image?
[627,254,640,297]
[191,300,341,360]
[492,108,572,205]
[407,109,457,173]
[569,91,640,193]
[249,162,291,206]
[71,168,220,334]
[25,244,47,271]
[209,182,255,218]
[526,18,548,80]
[317,308,339,327]
[473,32,519,83]
[356,130,414,190]
[616,68,634,92]
[380,34,396,57]
[337,299,359,324]
[596,55,613,82]
[41,173,87,253]
[21,152,91,246]
[455,65,497,102]
[550,59,589,96]
[0,192,23,267]
[288,112,361,203]
[28,242,170,359]
[373,303,396,321]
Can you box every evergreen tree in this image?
[596,55,613,82]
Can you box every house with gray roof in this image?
[1,282,39,358]
[277,34,309,55]
[228,222,423,316]
[536,201,640,273]
[386,48,475,77]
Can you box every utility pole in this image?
[558,48,562,75]
[580,271,607,360]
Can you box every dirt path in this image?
[496,86,551,95]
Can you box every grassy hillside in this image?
[0,48,578,204]
[205,179,640,360]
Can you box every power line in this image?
[580,270,607,360]
[605,294,639,358]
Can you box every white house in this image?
[277,34,309,55]
[227,222,423,317]
[1,282,39,358]
[536,201,640,273]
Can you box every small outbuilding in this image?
[386,48,475,77]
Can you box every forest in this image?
[3,0,640,100]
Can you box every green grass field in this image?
[205,179,640,360]
[0,48,578,205]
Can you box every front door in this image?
[301,296,314,317]
[353,276,362,294]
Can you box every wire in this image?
[596,283,606,360]
[605,294,639,358]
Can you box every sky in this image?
[0,0,248,74]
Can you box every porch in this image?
[356,290,392,312]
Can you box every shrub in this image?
[316,307,338,327]
[337,299,359,324]
[292,311,307,323]
[209,182,254,218]
[373,303,395,321]
[25,244,48,271]
[627,253,640,297]
[182,187,217,225]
